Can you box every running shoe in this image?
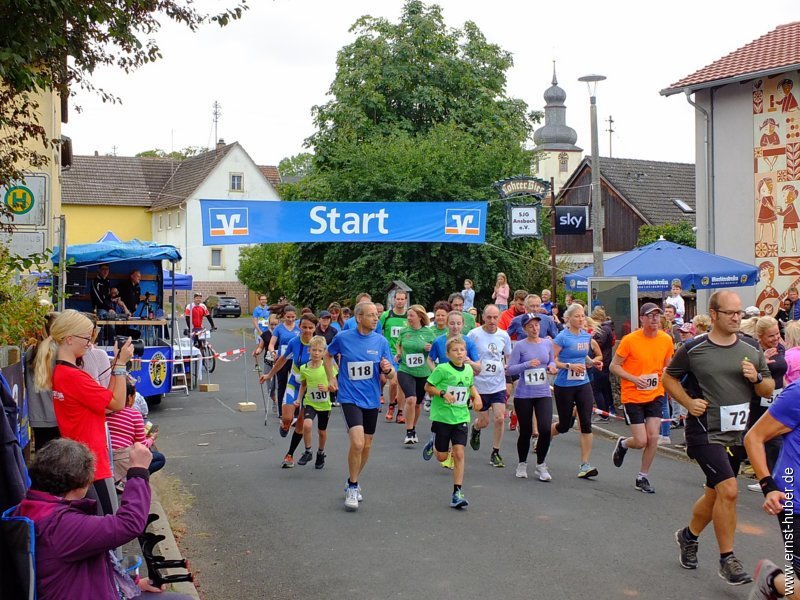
[749,558,781,599]
[509,412,518,430]
[404,433,415,445]
[490,452,505,468]
[440,454,454,469]
[670,419,684,430]
[279,423,290,438]
[469,424,481,451]
[411,433,419,444]
[535,463,552,482]
[385,404,396,421]
[658,435,672,446]
[450,489,469,509]
[577,463,598,478]
[423,396,431,412]
[515,462,528,478]
[281,454,294,468]
[719,554,753,586]
[344,483,364,502]
[422,436,435,461]
[396,411,406,424]
[344,486,359,511]
[747,482,761,493]
[674,527,698,569]
[612,437,628,468]
[635,476,655,494]
[297,450,313,466]
[314,451,326,469]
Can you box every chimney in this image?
[216,138,225,150]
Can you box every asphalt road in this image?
[149,318,785,600]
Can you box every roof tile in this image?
[664,22,800,94]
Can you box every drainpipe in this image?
[684,90,714,253]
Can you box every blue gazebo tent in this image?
[564,240,759,292]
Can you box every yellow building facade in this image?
[62,205,150,244]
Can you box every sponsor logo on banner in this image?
[210,208,249,236]
[444,209,481,235]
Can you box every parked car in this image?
[213,296,242,318]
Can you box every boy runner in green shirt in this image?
[296,336,335,469]
[423,337,482,508]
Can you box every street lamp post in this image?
[578,74,606,277]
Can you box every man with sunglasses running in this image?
[663,291,773,586]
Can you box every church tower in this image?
[532,64,583,190]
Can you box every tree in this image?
[278,153,314,179]
[136,147,208,160]
[637,221,696,248]
[0,1,247,191]
[237,243,298,304]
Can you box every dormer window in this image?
[671,198,695,213]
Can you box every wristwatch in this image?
[755,373,764,384]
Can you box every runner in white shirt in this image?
[467,304,512,468]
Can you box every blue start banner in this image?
[199,200,488,245]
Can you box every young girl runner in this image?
[295,336,335,469]
[423,337,482,508]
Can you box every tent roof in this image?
[52,238,181,266]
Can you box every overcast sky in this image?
[67,0,799,168]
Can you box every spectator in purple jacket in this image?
[13,438,190,599]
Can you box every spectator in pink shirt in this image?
[492,272,510,311]
[783,321,800,385]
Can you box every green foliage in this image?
[0,0,247,189]
[136,146,208,160]
[637,221,696,248]
[237,243,299,303]
[250,0,550,310]
[278,153,314,178]
[0,244,51,346]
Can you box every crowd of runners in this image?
[249,283,797,599]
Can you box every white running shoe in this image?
[344,487,359,511]
[344,483,363,502]
[404,434,414,445]
[747,482,761,493]
[535,463,552,482]
[658,435,671,446]
[412,433,419,444]
[515,462,528,478]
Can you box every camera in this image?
[115,336,145,357]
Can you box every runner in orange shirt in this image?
[609,303,675,494]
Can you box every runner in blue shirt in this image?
[252,294,271,340]
[428,311,480,371]
[326,301,394,512]
[744,381,800,597]
[551,303,603,479]
[267,307,300,415]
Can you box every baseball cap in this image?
[678,322,694,334]
[744,306,760,318]
[520,313,542,328]
[319,310,332,318]
[639,302,662,317]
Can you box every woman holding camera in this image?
[34,309,134,516]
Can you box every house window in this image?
[176,210,181,228]
[558,152,569,173]
[210,248,223,269]
[158,214,164,231]
[671,198,695,213]
[167,212,172,229]
[230,173,243,191]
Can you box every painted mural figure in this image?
[779,183,800,252]
[759,118,780,146]
[757,176,778,244]
[756,260,780,316]
[778,78,799,113]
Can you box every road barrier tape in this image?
[126,347,247,365]
[592,407,678,424]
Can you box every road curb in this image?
[149,488,201,600]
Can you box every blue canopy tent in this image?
[162,269,193,291]
[51,238,181,267]
[564,240,759,292]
